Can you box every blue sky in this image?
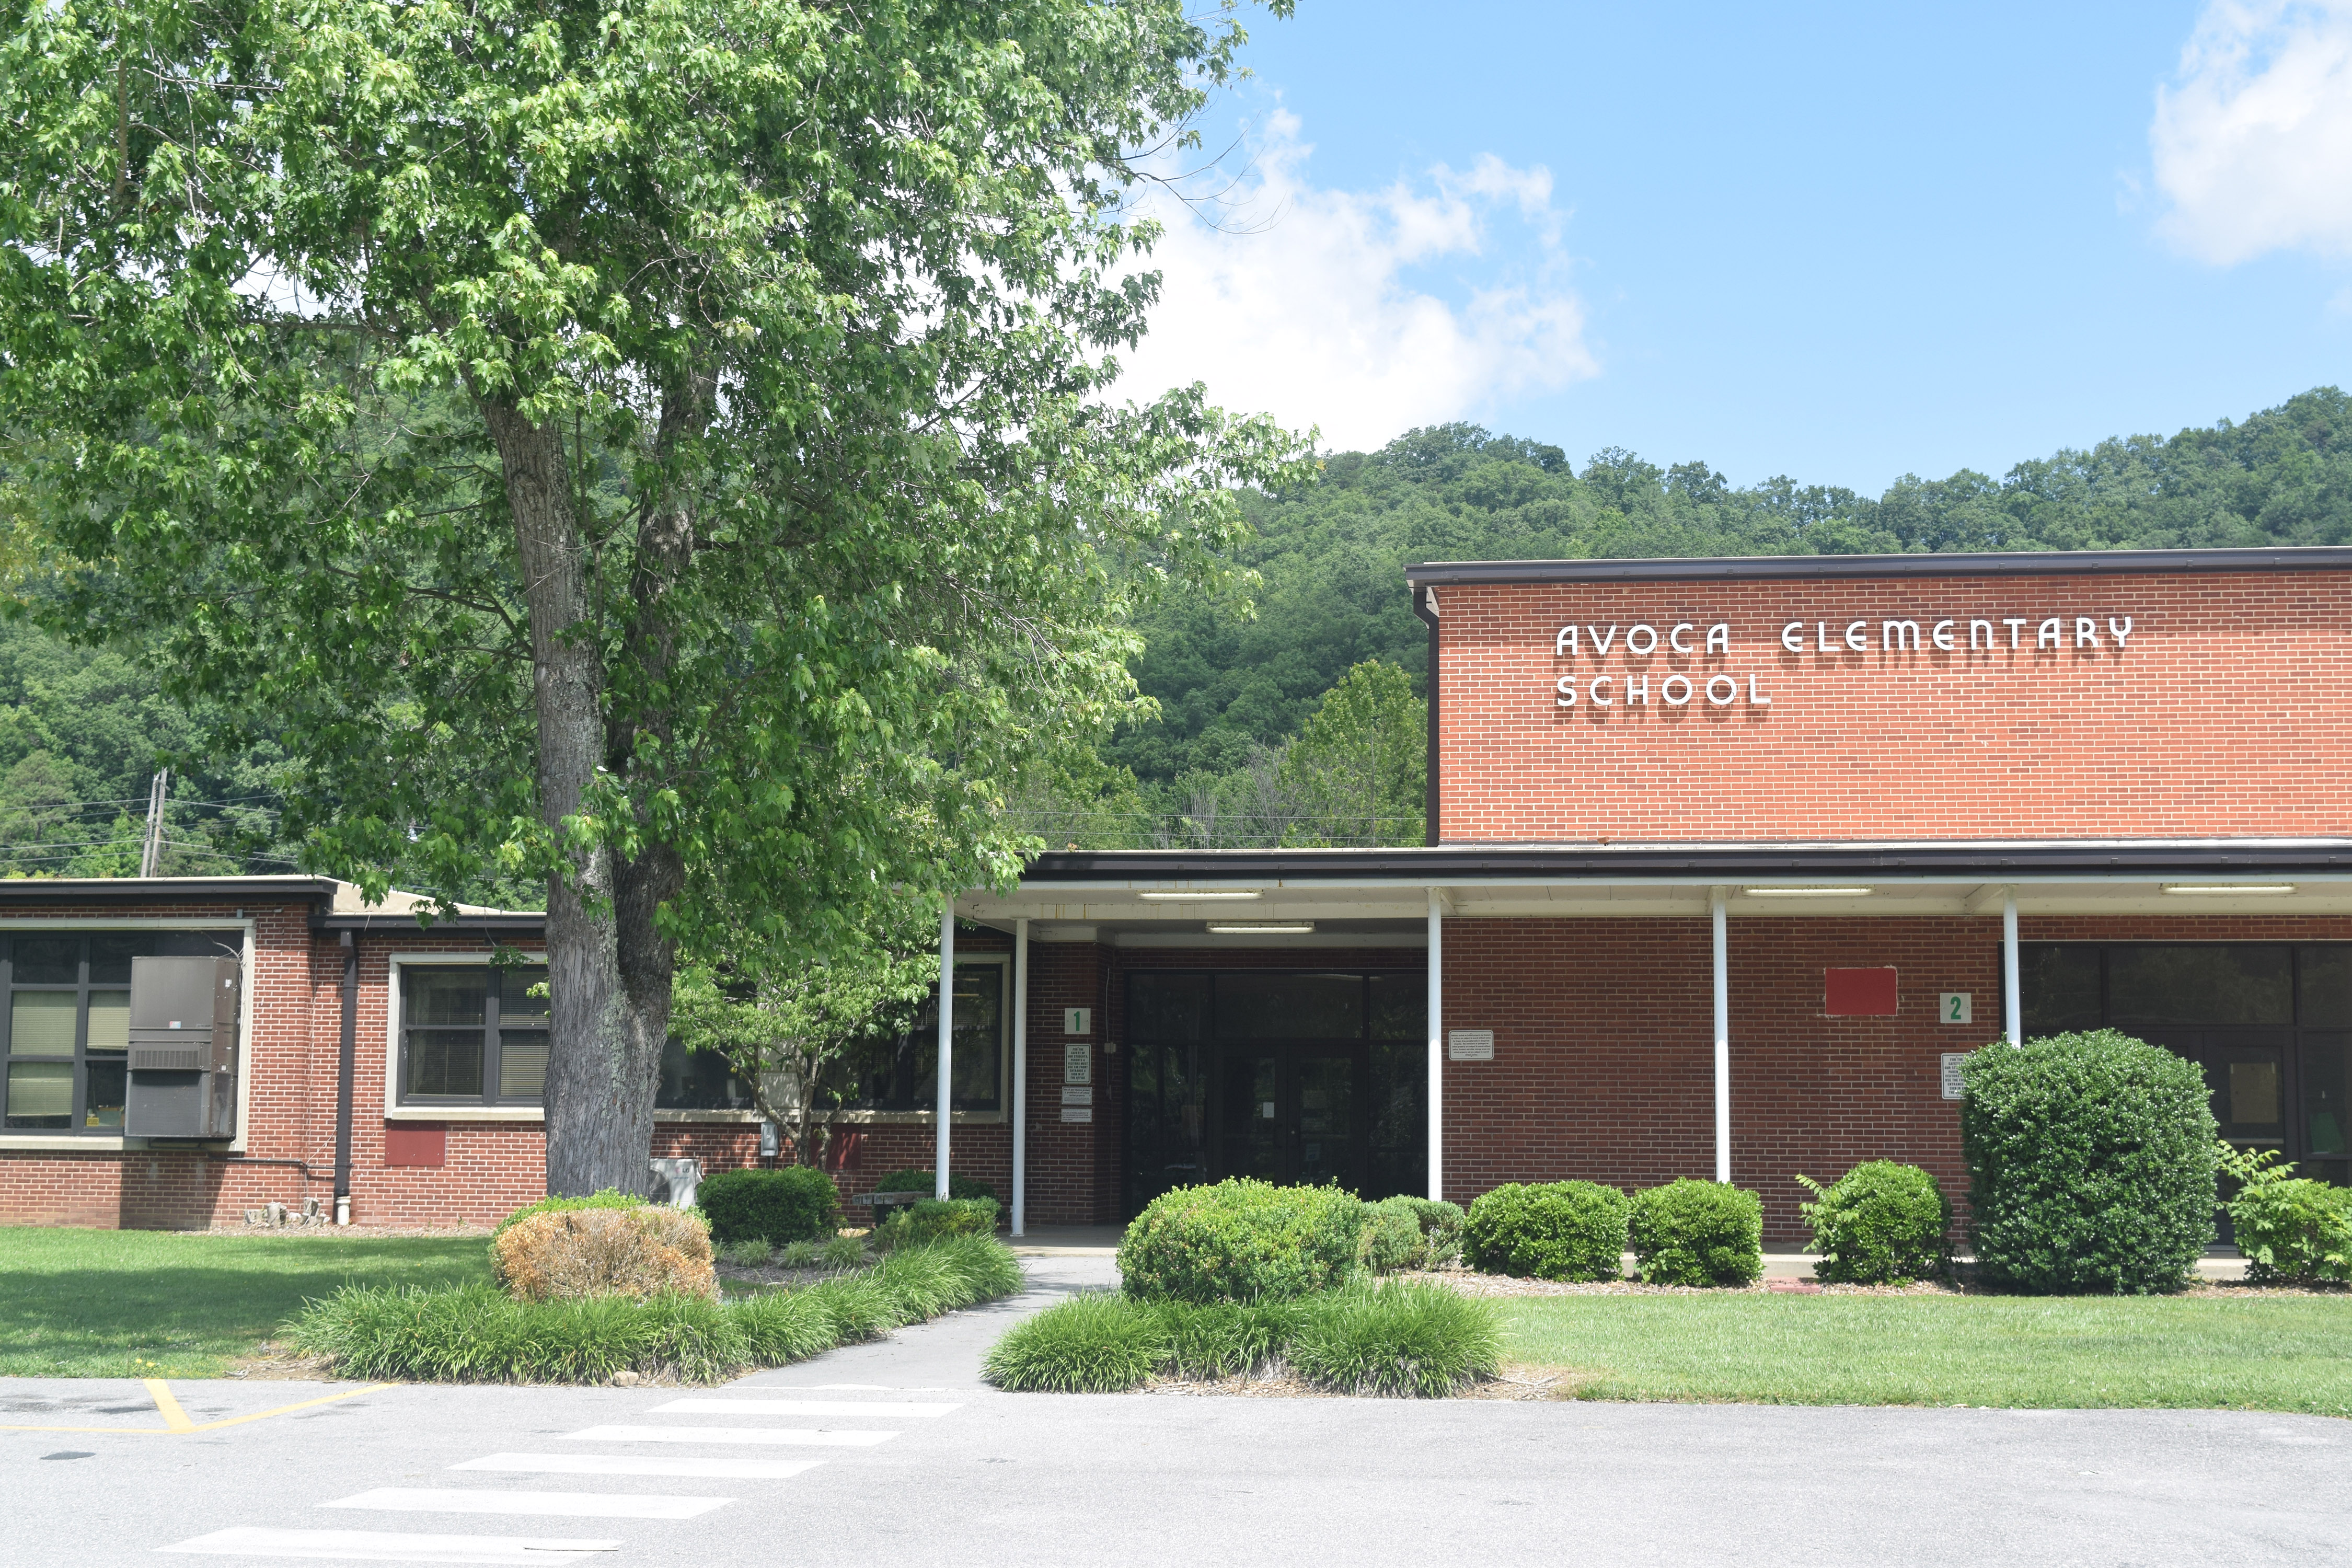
[1112,1,2352,492]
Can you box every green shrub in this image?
[1117,1180,1367,1304]
[1794,1162,1951,1284]
[490,1189,646,1242]
[1399,1198,1467,1269]
[2220,1145,2352,1283]
[871,1168,999,1203]
[873,1196,1000,1248]
[984,1283,1501,1397]
[1960,1031,2218,1294]
[1463,1181,1629,1281]
[984,1294,1163,1392]
[1357,1197,1424,1274]
[697,1167,841,1247]
[288,1237,1023,1384]
[1629,1180,1762,1286]
[1286,1282,1503,1397]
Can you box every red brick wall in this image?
[1438,913,2352,1243]
[1435,568,2352,841]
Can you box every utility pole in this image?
[139,768,168,878]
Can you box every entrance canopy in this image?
[961,839,2352,930]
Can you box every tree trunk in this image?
[482,401,659,1197]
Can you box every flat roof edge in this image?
[1404,546,2352,587]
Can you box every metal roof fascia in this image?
[1402,546,2352,588]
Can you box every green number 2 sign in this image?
[1940,992,1973,1025]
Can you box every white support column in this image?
[2002,887,2023,1047]
[935,902,955,1200]
[1011,917,1029,1237]
[1712,886,1731,1184]
[1427,888,1444,1203]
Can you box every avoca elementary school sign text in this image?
[1550,613,2138,710]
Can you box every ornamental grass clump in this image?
[493,1207,718,1303]
[1960,1031,2217,1294]
[982,1294,1165,1393]
[1794,1161,1951,1284]
[1117,1179,1366,1304]
[1629,1180,1763,1286]
[873,1196,999,1248]
[1285,1283,1502,1398]
[289,1236,1023,1385]
[1463,1180,1629,1281]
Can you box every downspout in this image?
[1412,583,1440,847]
[334,931,357,1225]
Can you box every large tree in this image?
[0,0,1306,1192]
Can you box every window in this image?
[2,930,242,1134]
[831,959,1007,1114]
[397,963,549,1107]
[2021,942,2352,1186]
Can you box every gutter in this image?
[1403,544,2352,589]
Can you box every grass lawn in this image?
[0,1227,492,1379]
[1500,1292,2352,1415]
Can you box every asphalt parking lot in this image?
[5,1255,2348,1568]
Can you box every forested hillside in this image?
[7,387,2348,866]
[1109,386,2352,798]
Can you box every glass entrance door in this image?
[1210,1043,1367,1190]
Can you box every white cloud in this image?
[2151,0,2352,264]
[1112,112,1596,452]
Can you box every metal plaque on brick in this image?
[1940,1053,1967,1100]
[1448,1029,1494,1062]
[1060,1106,1093,1123]
[1063,1043,1092,1085]
[1060,1086,1090,1106]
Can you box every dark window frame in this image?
[827,954,1011,1119]
[2016,940,2351,1179]
[395,961,550,1110]
[0,929,244,1136]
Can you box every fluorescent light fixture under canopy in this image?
[1138,890,1262,902]
[2161,883,2296,896]
[1742,886,1874,898]
[1205,921,1316,935]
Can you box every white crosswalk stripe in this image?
[453,1452,825,1480]
[649,1397,960,1418]
[563,1423,897,1447]
[156,1525,621,1563]
[325,1489,730,1520]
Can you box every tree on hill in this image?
[1,0,1307,1193]
[1277,660,1425,847]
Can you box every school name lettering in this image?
[1549,614,2136,710]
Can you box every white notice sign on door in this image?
[1448,1029,1494,1062]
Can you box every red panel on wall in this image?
[1823,967,1899,1016]
[384,1126,447,1168]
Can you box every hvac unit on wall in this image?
[124,956,241,1139]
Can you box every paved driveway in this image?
[4,1255,2346,1567]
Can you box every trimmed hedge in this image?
[287,1235,1024,1385]
[1464,1181,1628,1282]
[1629,1180,1762,1286]
[1357,1197,1424,1273]
[491,1189,646,1241]
[1794,1161,1951,1284]
[983,1281,1501,1397]
[871,1168,1000,1203]
[1397,1198,1467,1269]
[1960,1031,2217,1294]
[697,1167,840,1247]
[874,1196,1000,1247]
[1117,1180,1366,1304]
[2221,1145,2352,1284]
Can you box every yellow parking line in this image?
[0,1380,393,1435]
[145,1378,195,1432]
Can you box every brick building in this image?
[6,545,2349,1239]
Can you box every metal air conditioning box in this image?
[124,955,241,1139]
